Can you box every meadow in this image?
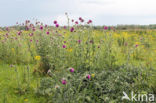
[0,17,156,103]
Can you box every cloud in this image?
[0,0,156,26]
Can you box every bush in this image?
[36,65,153,103]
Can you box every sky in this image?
[0,0,156,26]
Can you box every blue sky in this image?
[0,0,156,26]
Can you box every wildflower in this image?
[35,56,41,61]
[56,24,59,28]
[46,31,50,35]
[67,48,73,52]
[62,45,66,48]
[45,24,47,28]
[25,26,29,30]
[64,26,67,29]
[61,79,67,85]
[29,33,33,36]
[79,17,82,21]
[30,39,32,42]
[11,48,15,52]
[18,31,22,35]
[32,27,36,31]
[135,42,140,47]
[75,21,78,24]
[24,99,28,102]
[86,74,91,79]
[72,19,74,22]
[6,33,8,36]
[40,26,43,30]
[81,19,84,22]
[70,27,74,32]
[104,26,108,30]
[78,40,81,44]
[91,74,95,78]
[79,17,84,22]
[87,20,92,24]
[135,44,138,47]
[69,68,74,72]
[6,27,9,31]
[54,20,57,24]
[149,58,152,61]
[64,41,66,43]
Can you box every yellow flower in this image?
[11,48,15,52]
[123,32,129,38]
[67,48,73,52]
[135,42,140,45]
[141,45,144,48]
[91,74,95,78]
[149,58,152,61]
[35,56,41,61]
[24,99,28,102]
[113,33,120,38]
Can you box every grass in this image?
[0,64,46,103]
[0,21,156,102]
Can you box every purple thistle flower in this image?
[54,20,57,24]
[25,26,29,30]
[45,24,47,28]
[32,27,36,31]
[78,40,81,44]
[81,19,84,22]
[62,45,66,48]
[104,26,108,30]
[46,31,50,35]
[87,74,91,79]
[61,79,67,85]
[75,21,78,24]
[29,33,33,36]
[70,27,74,32]
[87,20,92,24]
[69,68,74,72]
[64,26,67,29]
[79,17,82,21]
[40,26,43,30]
[56,24,59,28]
[6,27,9,31]
[6,33,8,36]
[18,31,22,35]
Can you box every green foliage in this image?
[36,65,152,103]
